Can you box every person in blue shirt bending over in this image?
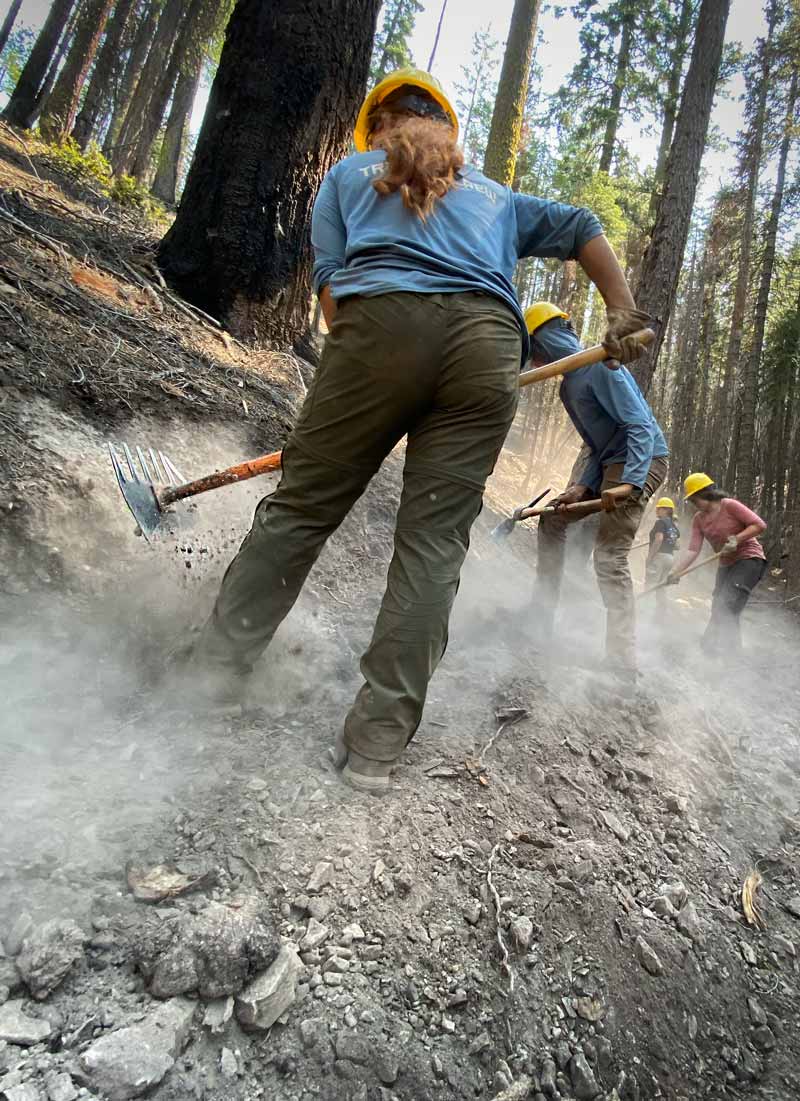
[526,303,668,682]
[193,69,652,792]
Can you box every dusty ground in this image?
[1,132,800,1101]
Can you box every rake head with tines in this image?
[108,441,284,541]
[109,443,186,540]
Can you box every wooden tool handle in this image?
[518,328,655,388]
[161,450,283,505]
[517,497,605,521]
[638,550,723,597]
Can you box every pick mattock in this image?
[110,327,655,540]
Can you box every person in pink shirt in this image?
[669,472,767,654]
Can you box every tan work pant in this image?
[196,291,521,761]
[535,457,667,667]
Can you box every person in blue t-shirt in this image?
[646,497,680,606]
[193,69,652,791]
[527,304,668,680]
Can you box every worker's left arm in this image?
[311,168,346,329]
[589,367,657,509]
[513,197,646,362]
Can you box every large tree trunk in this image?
[735,65,797,503]
[40,0,115,142]
[157,0,382,346]
[72,0,137,149]
[482,0,541,185]
[649,0,693,216]
[721,6,776,489]
[128,0,218,182]
[632,0,730,394]
[149,62,201,204]
[0,0,23,57]
[1,0,75,128]
[111,0,186,176]
[598,8,633,174]
[102,0,161,158]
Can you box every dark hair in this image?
[692,484,727,502]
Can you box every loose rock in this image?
[462,901,482,926]
[5,1084,43,1101]
[202,996,234,1034]
[4,916,32,958]
[307,862,334,892]
[136,900,277,999]
[676,901,702,942]
[600,810,630,843]
[570,1051,600,1099]
[300,919,329,951]
[0,1000,52,1046]
[43,1071,77,1101]
[334,1032,371,1066]
[220,1046,238,1077]
[510,915,534,951]
[77,997,195,1100]
[235,944,305,1031]
[635,936,663,976]
[16,920,85,1000]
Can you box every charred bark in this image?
[111,0,186,176]
[0,0,23,57]
[2,0,75,129]
[102,0,161,158]
[157,0,381,346]
[40,0,115,142]
[72,0,137,149]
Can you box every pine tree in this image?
[370,0,422,83]
[2,0,75,129]
[40,0,116,142]
[454,26,499,166]
[0,0,22,57]
[158,0,382,346]
[483,0,541,185]
[72,0,138,148]
[632,0,731,394]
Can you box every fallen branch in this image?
[0,204,68,264]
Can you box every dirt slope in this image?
[1,132,800,1101]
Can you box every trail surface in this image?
[1,134,800,1101]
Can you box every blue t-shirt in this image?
[311,151,603,360]
[533,318,668,491]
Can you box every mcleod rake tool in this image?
[109,328,655,540]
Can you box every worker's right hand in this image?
[603,307,653,364]
[552,484,589,510]
[666,572,681,586]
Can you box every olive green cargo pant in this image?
[535,456,667,668]
[197,292,520,761]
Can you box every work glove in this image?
[722,535,739,555]
[552,484,590,510]
[666,572,681,586]
[603,307,653,364]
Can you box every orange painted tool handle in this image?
[161,450,283,505]
[518,328,655,387]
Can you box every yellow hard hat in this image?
[524,301,569,335]
[656,497,676,510]
[354,68,458,153]
[684,472,714,499]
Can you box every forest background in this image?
[1,0,799,576]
